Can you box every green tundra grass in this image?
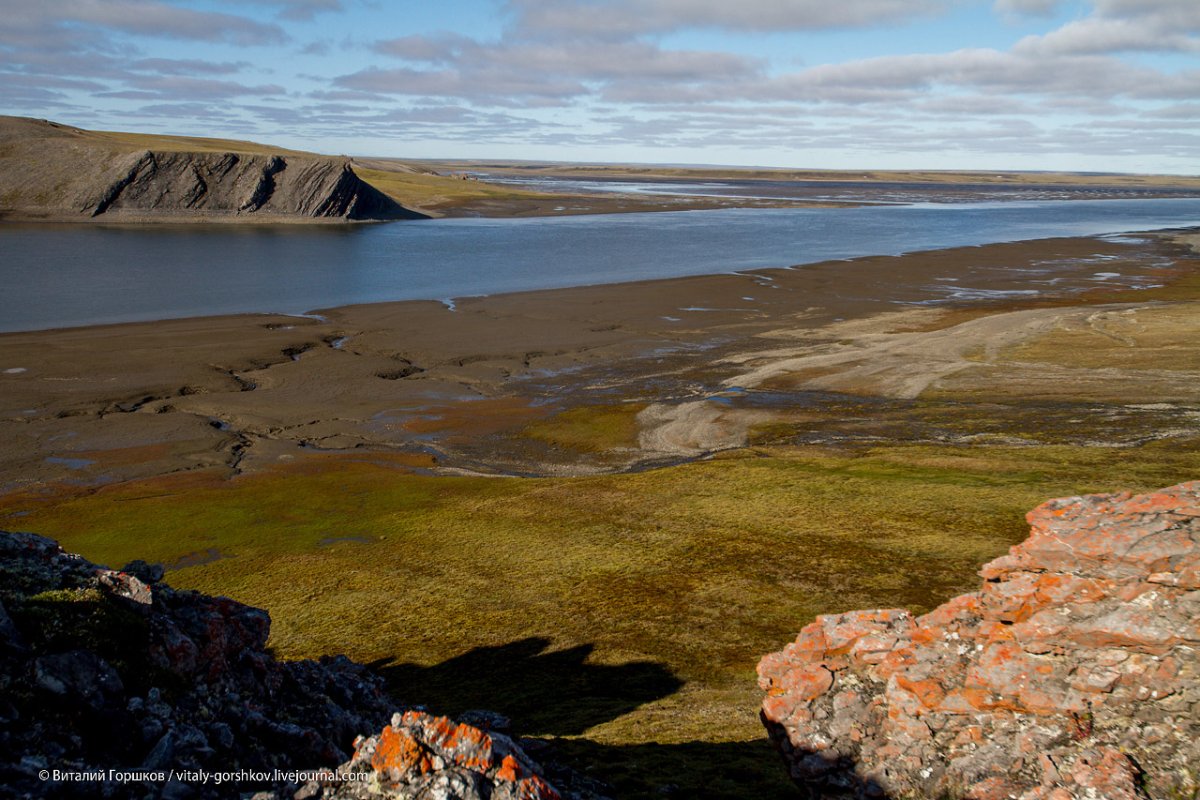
[5,440,1199,798]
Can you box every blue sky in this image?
[2,0,1198,173]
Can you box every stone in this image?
[312,712,564,800]
[759,481,1200,799]
[33,650,124,711]
[121,559,165,584]
[0,528,605,800]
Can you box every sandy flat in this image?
[1,231,1197,491]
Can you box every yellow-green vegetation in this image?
[6,441,1200,797]
[351,165,555,216]
[1001,305,1200,372]
[423,160,1200,190]
[522,403,646,453]
[86,128,317,157]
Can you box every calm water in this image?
[1,198,1198,332]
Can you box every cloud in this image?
[336,66,588,106]
[0,1,286,53]
[506,0,953,37]
[2,0,1198,171]
[45,1,286,45]
[345,35,760,105]
[128,59,250,76]
[233,0,345,21]
[119,75,287,99]
[1014,0,1200,55]
[993,0,1062,17]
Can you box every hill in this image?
[0,117,419,223]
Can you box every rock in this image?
[0,116,420,223]
[0,597,25,651]
[308,710,562,800]
[33,650,124,711]
[0,529,395,798]
[0,529,604,800]
[97,568,153,607]
[121,559,165,584]
[758,481,1200,799]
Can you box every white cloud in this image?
[0,1,286,47]
[993,0,1062,17]
[1015,0,1200,55]
[507,0,953,37]
[233,0,345,21]
[345,35,760,104]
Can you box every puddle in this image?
[44,456,95,470]
[165,547,229,571]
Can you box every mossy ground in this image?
[4,440,1199,797]
[352,166,555,216]
[522,403,646,454]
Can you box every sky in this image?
[2,0,1198,173]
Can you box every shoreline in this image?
[2,222,1197,337]
[2,229,1198,492]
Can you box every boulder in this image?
[758,481,1200,799]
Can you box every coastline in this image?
[3,229,1197,491]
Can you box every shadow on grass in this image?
[542,737,806,799]
[370,637,835,798]
[373,636,682,737]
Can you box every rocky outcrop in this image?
[298,711,562,799]
[0,116,418,222]
[0,531,577,799]
[80,150,410,221]
[758,481,1200,799]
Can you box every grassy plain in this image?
[350,164,556,217]
[6,440,1200,796]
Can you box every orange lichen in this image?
[496,754,522,783]
[370,726,432,775]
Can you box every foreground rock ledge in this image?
[0,530,572,799]
[758,481,1200,800]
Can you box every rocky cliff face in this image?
[0,531,578,799]
[758,481,1200,800]
[80,150,411,221]
[0,116,417,222]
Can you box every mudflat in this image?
[2,231,1197,490]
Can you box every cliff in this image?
[0,530,581,799]
[758,481,1200,799]
[0,116,420,222]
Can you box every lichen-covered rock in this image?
[0,532,603,800]
[288,710,563,799]
[0,530,394,798]
[758,481,1200,799]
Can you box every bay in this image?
[1,197,1198,333]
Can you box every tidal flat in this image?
[2,231,1199,797]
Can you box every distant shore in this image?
[6,116,1200,225]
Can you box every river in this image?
[1,197,1197,332]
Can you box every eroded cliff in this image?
[758,481,1200,799]
[0,116,419,222]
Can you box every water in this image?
[1,198,1197,333]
